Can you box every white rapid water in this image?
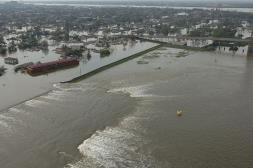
[66,83,170,168]
[0,82,96,132]
[107,84,154,98]
[67,109,160,168]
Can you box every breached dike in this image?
[62,44,163,83]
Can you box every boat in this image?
[26,58,79,76]
[14,62,34,72]
[177,110,183,117]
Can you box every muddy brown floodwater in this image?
[0,47,253,168]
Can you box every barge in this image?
[26,59,79,76]
[14,62,34,72]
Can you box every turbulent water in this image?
[1,47,253,168]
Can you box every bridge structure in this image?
[136,35,253,56]
[167,36,253,44]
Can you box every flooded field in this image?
[0,46,253,168]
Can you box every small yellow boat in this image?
[177,110,183,117]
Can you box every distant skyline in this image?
[0,0,253,4]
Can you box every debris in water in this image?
[137,60,149,64]
[175,51,189,58]
[143,54,160,59]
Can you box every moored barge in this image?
[14,62,34,72]
[26,58,79,76]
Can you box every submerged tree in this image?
[8,40,17,53]
[0,35,7,54]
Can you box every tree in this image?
[40,40,49,49]
[8,40,17,53]
[0,35,6,47]
[160,25,169,36]
[213,28,236,38]
[0,35,7,54]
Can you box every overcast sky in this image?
[0,0,253,3]
[0,0,250,1]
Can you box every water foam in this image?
[0,114,16,129]
[25,99,49,107]
[41,83,95,101]
[107,84,155,98]
[40,90,67,101]
[8,107,24,113]
[65,82,174,168]
[53,83,95,92]
[0,120,9,128]
[66,108,160,168]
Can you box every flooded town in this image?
[1,0,253,168]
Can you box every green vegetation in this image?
[51,28,66,42]
[18,32,39,50]
[8,41,17,53]
[40,40,49,50]
[0,66,7,76]
[61,45,84,57]
[158,24,180,36]
[72,34,82,42]
[100,48,111,57]
[213,28,236,38]
[0,35,7,54]
[17,31,49,50]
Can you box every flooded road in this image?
[1,47,253,168]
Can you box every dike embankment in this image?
[62,44,163,83]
